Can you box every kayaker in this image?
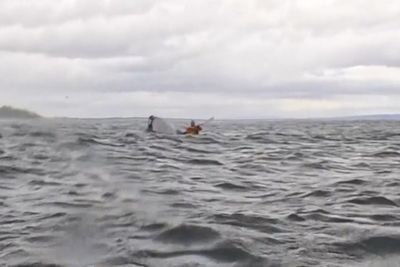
[147,115,155,132]
[185,120,202,135]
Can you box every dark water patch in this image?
[102,192,116,199]
[0,185,13,190]
[245,132,272,142]
[211,213,284,233]
[0,234,18,242]
[140,222,168,231]
[348,196,398,206]
[201,241,260,262]
[141,189,180,195]
[111,155,150,162]
[0,165,45,176]
[190,176,204,181]
[32,154,50,160]
[302,161,329,170]
[375,170,392,175]
[335,187,357,193]
[158,164,181,170]
[371,151,400,157]
[25,234,57,243]
[11,264,62,267]
[214,182,248,191]
[100,256,147,266]
[135,240,258,263]
[335,178,367,185]
[73,183,88,188]
[287,213,306,222]
[37,212,67,221]
[187,158,223,166]
[369,214,399,221]
[306,213,354,223]
[0,219,26,225]
[386,182,400,187]
[311,134,341,141]
[36,201,94,209]
[285,191,305,198]
[156,224,220,244]
[304,189,332,198]
[338,235,400,256]
[352,162,370,168]
[124,132,141,139]
[236,163,266,171]
[29,131,56,139]
[67,190,80,196]
[305,208,332,215]
[232,145,254,151]
[359,189,380,195]
[28,179,61,187]
[245,192,278,199]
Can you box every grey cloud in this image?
[0,0,157,27]
[0,0,400,118]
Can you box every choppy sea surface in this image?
[1,118,400,267]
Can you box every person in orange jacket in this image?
[185,120,202,135]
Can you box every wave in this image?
[286,213,306,222]
[337,235,400,255]
[10,263,62,267]
[187,158,224,166]
[132,240,262,263]
[0,166,45,176]
[303,189,332,198]
[302,161,330,170]
[211,213,284,234]
[371,151,400,157]
[77,137,124,147]
[156,224,220,244]
[335,178,367,185]
[306,213,354,223]
[348,196,398,206]
[29,131,56,139]
[214,182,248,191]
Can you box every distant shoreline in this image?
[0,106,41,119]
[1,106,399,121]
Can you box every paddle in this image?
[199,117,214,126]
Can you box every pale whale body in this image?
[147,116,177,135]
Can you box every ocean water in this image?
[1,118,400,267]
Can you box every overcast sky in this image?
[0,0,399,118]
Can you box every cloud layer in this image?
[1,0,399,118]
